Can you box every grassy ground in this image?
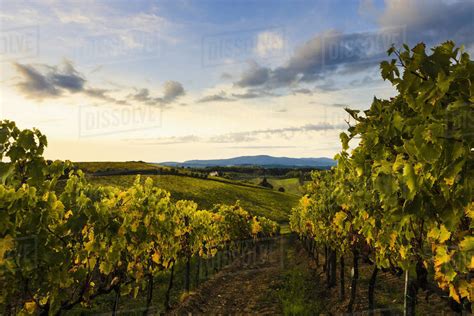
[246,177,309,195]
[70,252,230,315]
[302,246,458,315]
[87,174,299,223]
[74,161,165,173]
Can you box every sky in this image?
[0,0,473,162]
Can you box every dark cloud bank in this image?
[13,61,185,107]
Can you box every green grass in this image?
[277,238,325,315]
[88,174,299,223]
[246,177,309,195]
[74,161,165,173]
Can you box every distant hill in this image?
[160,155,336,169]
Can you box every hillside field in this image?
[245,177,310,195]
[87,174,299,223]
[74,161,165,173]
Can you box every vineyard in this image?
[0,41,473,315]
[0,120,279,314]
[290,42,473,314]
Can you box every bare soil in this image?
[171,236,461,315]
[173,237,290,315]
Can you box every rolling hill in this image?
[87,174,298,223]
[160,155,336,168]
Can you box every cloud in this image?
[292,88,312,95]
[232,1,474,91]
[54,8,91,24]
[50,60,86,92]
[84,88,127,105]
[377,0,474,47]
[227,145,301,149]
[220,72,233,80]
[277,30,339,83]
[231,91,260,99]
[14,60,130,104]
[52,7,175,50]
[146,135,201,145]
[197,91,234,103]
[234,62,270,87]
[314,79,338,92]
[161,81,185,103]
[130,88,151,102]
[14,60,93,99]
[233,30,380,89]
[13,61,185,107]
[232,88,277,99]
[349,75,378,87]
[141,122,347,145]
[210,123,348,143]
[197,88,276,103]
[127,81,184,106]
[128,88,163,106]
[14,63,61,99]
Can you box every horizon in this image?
[72,154,335,164]
[159,154,336,164]
[1,0,473,161]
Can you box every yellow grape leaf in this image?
[333,211,347,228]
[434,246,450,266]
[362,211,369,220]
[427,226,440,240]
[444,177,455,186]
[24,301,37,314]
[434,269,448,288]
[390,232,397,249]
[459,236,474,252]
[158,214,166,222]
[465,203,474,219]
[84,239,94,252]
[400,245,407,259]
[152,251,161,264]
[302,196,310,208]
[457,280,471,301]
[81,225,89,235]
[64,210,73,219]
[130,221,139,232]
[0,235,14,264]
[438,225,451,243]
[470,256,474,270]
[39,296,48,306]
[449,284,460,303]
[251,220,261,235]
[444,267,457,282]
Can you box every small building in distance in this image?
[208,171,220,177]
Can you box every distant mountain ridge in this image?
[159,155,336,168]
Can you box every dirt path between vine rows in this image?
[171,234,459,315]
[172,236,303,315]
